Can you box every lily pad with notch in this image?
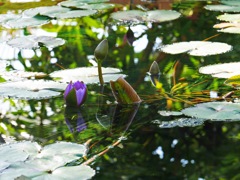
[182,102,240,121]
[199,62,240,78]
[0,80,67,100]
[50,67,126,84]
[160,41,232,56]
[7,35,65,49]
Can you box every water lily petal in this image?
[64,81,73,100]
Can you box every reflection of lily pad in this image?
[0,80,67,100]
[182,102,240,121]
[154,118,205,128]
[4,15,50,29]
[50,67,126,84]
[199,62,240,78]
[111,10,181,24]
[0,141,95,180]
[7,35,65,49]
[160,41,232,56]
[53,10,97,19]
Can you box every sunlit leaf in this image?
[78,3,115,10]
[111,10,181,24]
[59,0,109,8]
[199,62,240,78]
[160,41,232,56]
[110,77,141,104]
[218,27,240,34]
[204,5,240,12]
[4,15,50,29]
[158,110,183,116]
[53,10,97,19]
[23,6,70,17]
[182,102,240,121]
[221,0,240,6]
[217,13,240,22]
[0,80,67,100]
[50,67,126,84]
[224,74,240,88]
[7,35,65,49]
[0,14,21,25]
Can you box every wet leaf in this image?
[7,35,65,49]
[158,118,205,128]
[0,80,67,100]
[158,110,183,116]
[110,77,141,104]
[182,102,240,121]
[199,62,240,78]
[50,67,126,84]
[78,3,115,10]
[0,14,21,25]
[0,70,47,81]
[160,41,232,56]
[59,0,110,8]
[217,13,240,22]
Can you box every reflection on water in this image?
[0,0,240,179]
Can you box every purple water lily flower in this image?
[64,81,87,107]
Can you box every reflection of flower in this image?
[65,112,87,133]
[64,81,87,107]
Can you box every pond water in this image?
[1,0,240,179]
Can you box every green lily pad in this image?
[0,141,95,180]
[50,67,126,84]
[59,0,109,8]
[111,10,181,24]
[199,62,240,78]
[53,10,97,19]
[182,102,240,121]
[7,35,65,49]
[0,14,21,25]
[4,15,50,29]
[153,118,205,128]
[0,80,67,100]
[160,41,232,56]
[78,3,115,10]
[204,5,240,12]
[158,111,183,116]
[23,6,70,18]
[221,0,240,6]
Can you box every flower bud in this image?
[94,39,108,62]
[64,81,87,107]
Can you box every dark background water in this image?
[1,0,240,179]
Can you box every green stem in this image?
[97,60,104,85]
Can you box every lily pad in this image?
[59,0,109,8]
[199,62,240,78]
[158,110,183,116]
[182,102,240,121]
[217,13,240,22]
[160,41,232,56]
[204,5,240,12]
[3,15,50,29]
[0,141,95,180]
[0,70,47,81]
[78,3,115,10]
[23,6,70,18]
[7,35,65,49]
[111,10,181,24]
[53,10,97,19]
[154,118,205,128]
[0,80,67,100]
[0,14,21,25]
[50,67,126,84]
[221,0,240,6]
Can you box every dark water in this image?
[1,0,240,179]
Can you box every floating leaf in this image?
[0,80,66,100]
[158,110,183,116]
[110,77,141,104]
[221,0,240,6]
[0,14,21,25]
[218,26,240,34]
[23,6,70,18]
[160,41,232,56]
[111,10,181,24]
[199,62,240,78]
[204,5,240,12]
[50,67,126,84]
[157,118,205,128]
[0,70,47,81]
[0,141,95,180]
[7,35,65,49]
[224,74,240,88]
[53,10,97,19]
[182,102,240,121]
[59,0,109,8]
[78,3,115,10]
[217,13,240,22]
[4,15,50,29]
